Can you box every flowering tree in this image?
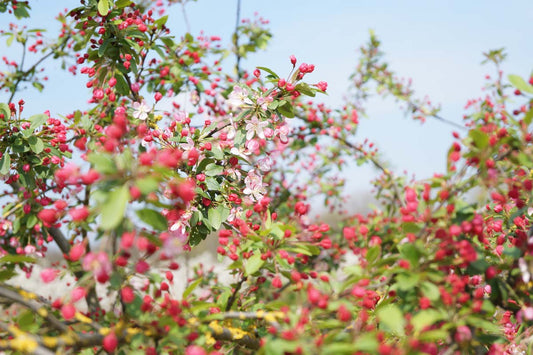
[1,1,533,354]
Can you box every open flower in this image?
[245,116,269,140]
[243,170,267,202]
[227,86,252,109]
[132,100,151,120]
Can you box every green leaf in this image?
[353,333,379,351]
[285,244,320,256]
[508,74,533,94]
[29,113,48,131]
[468,129,489,149]
[503,246,522,259]
[136,208,167,231]
[100,184,130,230]
[27,136,44,154]
[204,163,224,177]
[255,66,279,79]
[466,315,502,333]
[135,176,159,195]
[418,329,448,342]
[411,309,445,333]
[294,83,316,97]
[87,153,116,174]
[396,272,420,291]
[97,0,110,16]
[154,15,168,29]
[420,281,440,301]
[0,255,36,264]
[399,243,420,267]
[116,0,132,8]
[0,103,10,119]
[322,343,358,355]
[208,205,228,230]
[376,304,405,336]
[365,246,380,264]
[6,34,14,47]
[244,252,265,276]
[205,177,221,191]
[0,154,10,175]
[17,311,35,331]
[401,222,420,233]
[278,101,295,118]
[183,277,202,298]
[466,259,489,275]
[0,269,16,281]
[32,81,44,92]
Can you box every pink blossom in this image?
[40,268,59,283]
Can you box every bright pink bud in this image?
[290,55,296,65]
[37,209,59,227]
[61,303,76,320]
[71,287,87,302]
[40,268,59,283]
[69,206,90,222]
[121,286,135,303]
[69,242,85,261]
[185,345,207,355]
[102,332,118,352]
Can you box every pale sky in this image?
[2,0,532,201]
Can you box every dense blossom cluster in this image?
[0,1,532,354]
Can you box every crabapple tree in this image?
[0,1,533,354]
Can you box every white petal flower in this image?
[132,100,151,120]
[245,116,268,141]
[243,170,267,202]
[227,86,252,109]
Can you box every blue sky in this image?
[2,0,532,200]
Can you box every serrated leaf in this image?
[412,309,445,333]
[396,272,420,291]
[278,101,295,118]
[136,208,167,231]
[208,206,227,230]
[0,154,10,175]
[97,0,110,16]
[508,74,533,94]
[29,113,48,131]
[418,329,448,342]
[116,0,132,8]
[322,343,358,355]
[256,66,279,79]
[17,311,35,331]
[376,304,405,336]
[87,153,116,174]
[100,185,129,230]
[295,82,316,97]
[32,81,44,92]
[135,176,159,195]
[27,136,44,154]
[245,252,265,276]
[420,281,440,301]
[365,245,380,264]
[205,177,221,191]
[399,243,420,267]
[0,103,10,119]
[204,163,224,177]
[469,129,489,149]
[0,255,36,264]
[183,277,202,298]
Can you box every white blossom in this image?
[243,170,267,202]
[132,100,151,120]
[227,86,252,109]
[245,116,269,140]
